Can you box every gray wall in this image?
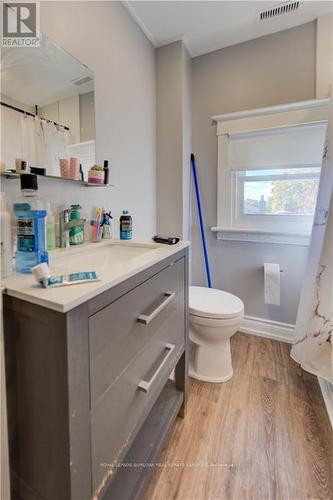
[3,1,156,240]
[191,22,316,325]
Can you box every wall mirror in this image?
[1,33,96,181]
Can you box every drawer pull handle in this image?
[138,343,175,393]
[137,292,176,325]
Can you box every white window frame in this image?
[211,98,329,246]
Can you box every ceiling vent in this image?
[258,1,303,20]
[72,76,93,86]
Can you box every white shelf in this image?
[211,227,310,246]
[1,172,113,188]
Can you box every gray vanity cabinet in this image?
[3,247,189,500]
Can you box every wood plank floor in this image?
[143,333,333,500]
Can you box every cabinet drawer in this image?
[89,258,185,407]
[91,305,184,496]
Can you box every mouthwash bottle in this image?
[120,210,132,240]
[14,174,48,274]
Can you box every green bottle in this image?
[69,205,84,245]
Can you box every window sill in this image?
[211,227,310,246]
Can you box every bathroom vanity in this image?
[3,241,189,500]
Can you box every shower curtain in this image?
[21,115,70,176]
[21,114,42,167]
[291,98,333,384]
[40,120,70,176]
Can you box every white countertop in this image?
[2,240,189,313]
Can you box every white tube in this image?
[32,263,100,288]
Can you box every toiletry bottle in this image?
[14,174,48,274]
[46,203,56,251]
[102,211,113,239]
[120,210,132,240]
[55,215,61,248]
[69,205,84,245]
[103,160,109,185]
[79,164,84,182]
[0,192,13,277]
[82,209,90,242]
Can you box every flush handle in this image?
[137,292,175,325]
[138,343,175,393]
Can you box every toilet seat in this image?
[189,286,244,320]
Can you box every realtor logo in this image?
[2,2,40,46]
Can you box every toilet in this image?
[189,286,244,383]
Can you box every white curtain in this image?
[40,120,69,176]
[21,115,70,176]
[21,115,42,167]
[228,122,326,171]
[291,98,333,384]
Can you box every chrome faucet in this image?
[59,208,86,248]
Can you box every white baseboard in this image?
[239,315,295,343]
[318,377,333,429]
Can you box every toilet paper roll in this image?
[264,263,280,306]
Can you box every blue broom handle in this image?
[191,154,212,288]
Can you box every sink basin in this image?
[49,242,158,275]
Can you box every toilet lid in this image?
[189,286,244,319]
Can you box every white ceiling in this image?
[123,1,333,57]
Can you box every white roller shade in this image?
[228,122,327,171]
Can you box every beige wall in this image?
[40,94,81,144]
[316,13,333,98]
[2,1,156,239]
[80,91,95,142]
[182,46,192,241]
[156,42,183,237]
[40,1,156,238]
[191,22,316,324]
[156,41,191,239]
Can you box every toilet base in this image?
[189,363,233,383]
[189,337,234,383]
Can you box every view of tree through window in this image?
[243,168,320,216]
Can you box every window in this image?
[242,168,320,216]
[212,99,329,245]
[233,167,321,234]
